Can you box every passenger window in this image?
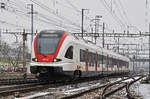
[65,46,73,59]
[80,49,85,62]
[88,52,92,66]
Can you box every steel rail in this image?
[61,77,130,99]
[101,76,144,99]
[126,76,144,99]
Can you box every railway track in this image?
[0,74,125,98]
[0,73,143,98]
[0,73,37,86]
[126,76,143,99]
[0,75,101,97]
[0,77,38,86]
[0,82,50,97]
[101,76,144,99]
[61,75,144,99]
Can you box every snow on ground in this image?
[138,83,150,99]
[63,83,100,95]
[15,92,50,99]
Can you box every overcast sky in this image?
[0,0,149,58]
[0,0,149,32]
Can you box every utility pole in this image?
[118,38,119,53]
[0,29,1,45]
[82,9,84,38]
[28,4,37,60]
[133,59,135,73]
[31,4,34,48]
[91,27,94,42]
[27,4,34,48]
[102,22,105,48]
[95,17,96,43]
[23,29,27,71]
[149,23,150,78]
[81,9,88,38]
[102,22,105,74]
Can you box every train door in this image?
[95,52,98,71]
[85,49,88,71]
[79,48,87,70]
[106,55,109,71]
[74,43,79,67]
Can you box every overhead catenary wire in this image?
[1,2,80,32]
[65,0,92,21]
[115,0,140,32]
[117,0,131,26]
[113,1,129,27]
[0,0,81,32]
[29,0,81,28]
[99,0,127,30]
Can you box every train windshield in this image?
[36,33,62,55]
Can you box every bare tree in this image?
[0,42,24,67]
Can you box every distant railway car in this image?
[30,30,130,80]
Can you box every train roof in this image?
[39,30,66,34]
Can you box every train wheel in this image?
[73,70,81,79]
[36,73,50,82]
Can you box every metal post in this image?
[102,22,105,48]
[95,17,96,44]
[31,4,34,53]
[149,23,150,78]
[136,44,138,72]
[102,22,105,74]
[0,29,1,45]
[133,61,134,73]
[91,27,93,42]
[23,29,27,71]
[28,4,35,60]
[118,38,119,53]
[28,4,36,58]
[81,9,84,38]
[133,55,135,73]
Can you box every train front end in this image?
[30,30,68,80]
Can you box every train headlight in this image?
[53,58,62,62]
[53,59,57,62]
[32,58,38,62]
[35,58,38,62]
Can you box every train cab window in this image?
[65,46,73,59]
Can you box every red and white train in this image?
[30,30,130,80]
